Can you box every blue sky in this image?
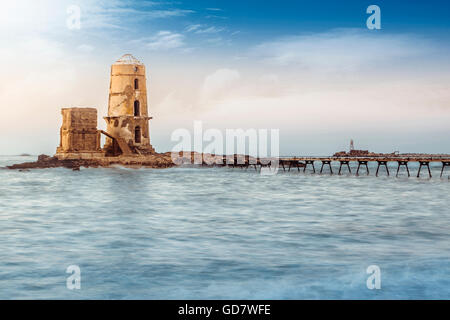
[50,0,450,55]
[182,0,450,32]
[84,0,450,36]
[0,0,449,155]
[92,0,450,31]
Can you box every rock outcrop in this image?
[7,153,175,170]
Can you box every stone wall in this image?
[57,108,102,153]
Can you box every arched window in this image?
[134,100,140,116]
[135,126,141,143]
[134,79,139,90]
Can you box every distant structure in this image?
[104,54,154,156]
[334,139,372,157]
[55,54,155,159]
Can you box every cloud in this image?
[80,0,195,30]
[146,31,185,51]
[0,0,195,33]
[205,7,227,20]
[185,24,225,34]
[185,24,201,32]
[200,69,241,103]
[251,29,440,74]
[196,26,225,34]
[205,37,232,46]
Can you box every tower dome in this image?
[114,54,144,65]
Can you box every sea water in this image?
[0,155,449,299]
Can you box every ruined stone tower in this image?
[104,54,154,155]
[56,107,103,159]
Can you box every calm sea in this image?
[0,155,449,299]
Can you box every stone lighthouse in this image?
[104,54,155,155]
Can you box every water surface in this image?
[0,155,449,299]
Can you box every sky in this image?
[0,0,449,156]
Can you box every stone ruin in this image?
[56,107,103,158]
[55,54,155,160]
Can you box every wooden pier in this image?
[207,155,450,178]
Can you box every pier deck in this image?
[280,156,450,162]
[278,156,450,178]
[218,155,450,178]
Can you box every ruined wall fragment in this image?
[56,108,101,153]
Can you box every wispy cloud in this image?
[251,28,439,73]
[81,0,194,30]
[205,37,231,46]
[185,24,225,34]
[146,31,185,51]
[185,24,202,32]
[206,15,228,20]
[205,6,227,19]
[197,26,225,34]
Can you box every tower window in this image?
[134,79,139,90]
[135,126,141,143]
[134,100,140,116]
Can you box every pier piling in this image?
[280,159,302,172]
[396,161,410,177]
[338,161,351,175]
[441,162,450,178]
[417,161,432,178]
[290,160,302,172]
[304,160,315,173]
[320,161,333,174]
[376,161,389,177]
[356,161,369,176]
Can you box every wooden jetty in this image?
[205,155,450,178]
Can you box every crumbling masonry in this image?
[56,107,103,157]
[55,54,155,160]
[104,54,155,156]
